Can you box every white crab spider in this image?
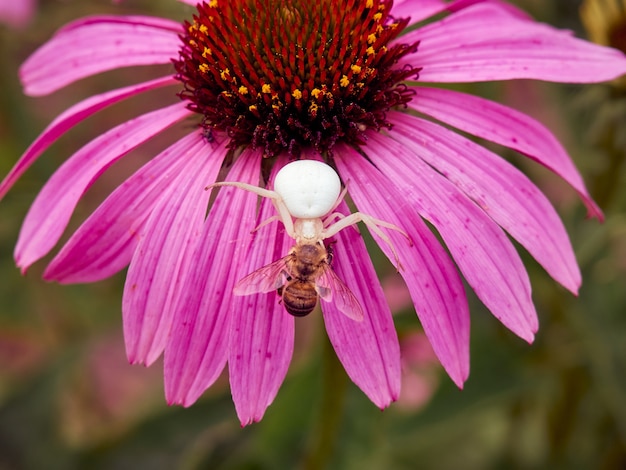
[207,160,411,320]
[208,159,410,269]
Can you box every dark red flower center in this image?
[174,0,420,157]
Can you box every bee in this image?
[207,160,411,321]
[233,240,363,320]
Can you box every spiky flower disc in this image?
[175,0,420,156]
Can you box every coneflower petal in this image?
[321,200,402,407]
[0,76,177,202]
[389,113,582,294]
[123,133,227,366]
[336,149,470,387]
[400,3,626,83]
[229,168,295,426]
[392,0,449,22]
[20,15,182,96]
[43,129,205,284]
[15,102,191,273]
[367,132,538,343]
[165,149,262,407]
[395,0,530,24]
[405,87,603,219]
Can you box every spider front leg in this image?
[322,212,413,271]
[206,181,296,238]
[322,212,346,227]
[322,182,357,231]
[327,183,350,214]
[323,211,360,235]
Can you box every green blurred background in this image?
[1,1,625,468]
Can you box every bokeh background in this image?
[1,1,625,469]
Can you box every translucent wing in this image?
[316,267,364,322]
[233,256,290,295]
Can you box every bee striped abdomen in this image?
[282,280,318,317]
[278,243,329,317]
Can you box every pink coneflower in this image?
[2,0,626,425]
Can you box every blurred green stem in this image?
[568,299,626,443]
[302,336,348,470]
[591,144,625,210]
[588,89,626,210]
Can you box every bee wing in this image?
[233,256,290,295]
[316,267,364,322]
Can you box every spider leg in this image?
[251,215,281,233]
[326,183,349,214]
[323,211,359,234]
[206,181,295,239]
[322,212,412,271]
[323,212,345,227]
[206,181,276,199]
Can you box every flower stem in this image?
[302,336,348,470]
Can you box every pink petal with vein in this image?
[395,0,529,24]
[406,87,602,219]
[123,134,227,366]
[14,102,190,272]
[335,149,469,387]
[44,130,202,284]
[366,132,538,342]
[400,3,626,83]
[392,0,445,22]
[229,163,294,426]
[20,15,182,96]
[0,76,177,202]
[389,113,581,294]
[320,200,401,405]
[165,149,262,406]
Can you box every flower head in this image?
[2,0,626,425]
[175,0,419,156]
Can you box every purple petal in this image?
[406,87,602,219]
[165,149,262,406]
[335,148,469,388]
[20,15,182,96]
[0,76,177,202]
[229,165,295,426]
[14,102,191,273]
[389,113,582,294]
[122,134,228,366]
[396,0,530,24]
[320,199,402,405]
[44,130,203,284]
[399,3,626,83]
[392,0,446,22]
[366,132,538,342]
